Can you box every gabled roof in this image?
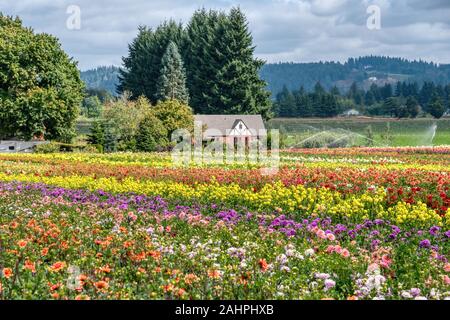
[194,115,266,136]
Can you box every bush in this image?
[81,144,102,153]
[34,142,60,153]
[136,113,168,152]
[87,120,105,147]
[101,94,151,151]
[152,99,194,137]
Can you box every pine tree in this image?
[118,21,185,103]
[213,7,272,118]
[419,81,436,111]
[365,90,376,106]
[294,86,313,117]
[381,84,393,100]
[275,85,295,117]
[383,97,400,117]
[155,42,189,104]
[330,86,340,96]
[136,113,168,152]
[429,95,445,119]
[406,96,420,118]
[394,82,403,97]
[184,9,226,114]
[87,120,105,150]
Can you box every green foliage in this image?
[81,144,102,154]
[85,88,114,104]
[119,8,272,119]
[274,82,344,117]
[155,42,189,104]
[118,21,185,103]
[0,15,84,141]
[406,96,420,118]
[80,66,120,96]
[101,94,151,151]
[87,120,106,148]
[136,113,168,152]
[81,95,103,118]
[210,8,272,118]
[429,95,445,119]
[269,117,450,147]
[34,142,61,154]
[151,99,194,138]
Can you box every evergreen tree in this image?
[365,90,376,106]
[383,97,400,117]
[136,113,168,152]
[294,86,313,117]
[348,82,364,105]
[406,96,420,118]
[87,120,105,150]
[184,9,226,114]
[118,21,185,103]
[155,42,189,104]
[369,83,381,102]
[419,81,436,111]
[380,84,393,100]
[314,82,326,95]
[212,7,272,118]
[394,82,403,97]
[275,85,295,117]
[429,95,445,119]
[330,86,340,96]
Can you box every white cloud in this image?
[0,0,449,69]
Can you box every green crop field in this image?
[268,117,450,148]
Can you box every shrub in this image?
[152,99,194,138]
[136,113,168,152]
[102,94,150,151]
[81,144,102,153]
[34,142,60,153]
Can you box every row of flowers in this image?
[0,156,448,214]
[0,182,449,300]
[0,171,447,227]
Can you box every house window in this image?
[239,123,243,130]
[9,146,14,151]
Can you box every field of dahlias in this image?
[0,147,449,300]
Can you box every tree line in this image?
[274,81,450,118]
[261,55,450,95]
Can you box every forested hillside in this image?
[81,56,450,99]
[260,56,450,95]
[80,66,120,95]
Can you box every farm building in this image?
[194,115,266,146]
[0,140,47,153]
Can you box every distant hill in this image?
[80,56,450,98]
[261,56,450,96]
[80,66,120,96]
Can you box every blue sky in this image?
[1,0,450,70]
